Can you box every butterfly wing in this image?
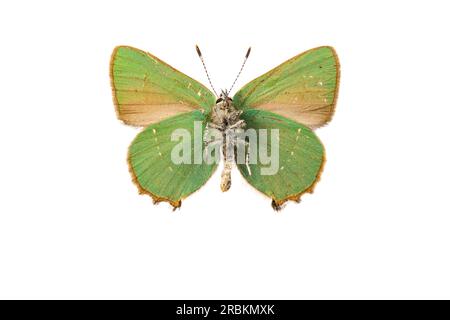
[233,46,339,129]
[128,110,217,208]
[237,110,325,209]
[110,46,215,126]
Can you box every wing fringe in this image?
[127,151,182,211]
[271,153,326,211]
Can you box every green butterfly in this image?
[110,45,340,210]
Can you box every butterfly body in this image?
[206,90,246,192]
[110,45,340,210]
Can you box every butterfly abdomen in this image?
[220,157,232,192]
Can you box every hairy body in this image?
[206,91,246,192]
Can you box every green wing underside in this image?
[233,46,339,129]
[115,46,334,208]
[111,46,215,126]
[237,109,325,206]
[128,111,217,208]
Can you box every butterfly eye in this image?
[216,98,223,103]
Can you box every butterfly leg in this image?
[204,124,224,147]
[227,119,246,130]
[206,122,225,130]
[204,138,222,148]
[203,126,223,146]
[203,125,223,165]
[235,137,251,176]
[245,149,251,176]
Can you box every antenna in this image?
[195,45,218,97]
[228,47,251,94]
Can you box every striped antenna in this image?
[228,47,251,94]
[195,45,218,97]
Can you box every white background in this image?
[1,0,449,299]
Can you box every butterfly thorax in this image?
[207,92,246,192]
[210,97,241,127]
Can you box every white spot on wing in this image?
[246,163,252,176]
[295,128,301,141]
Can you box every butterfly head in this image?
[216,89,233,108]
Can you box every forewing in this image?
[233,46,339,129]
[128,111,217,208]
[237,110,325,208]
[110,46,215,126]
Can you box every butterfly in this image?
[110,45,340,210]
